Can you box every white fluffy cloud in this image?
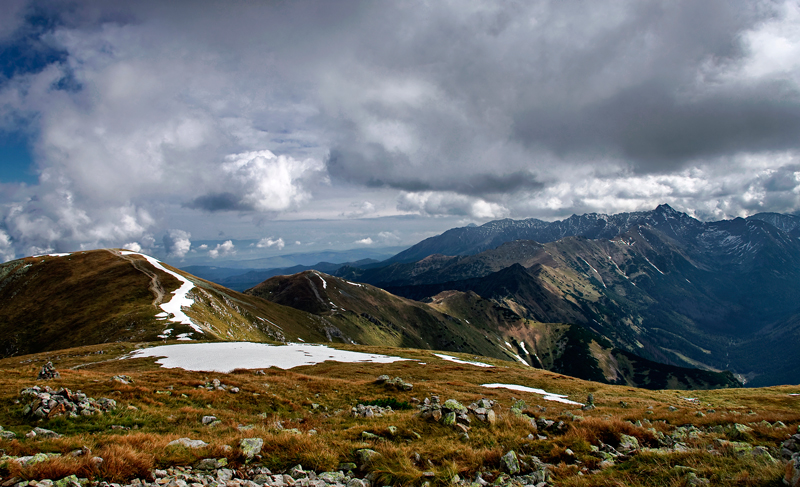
[209,240,235,259]
[397,191,510,219]
[256,237,285,250]
[163,229,192,259]
[355,237,374,245]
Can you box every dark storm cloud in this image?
[185,193,253,213]
[513,80,800,170]
[3,0,800,260]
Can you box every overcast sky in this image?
[2,0,800,264]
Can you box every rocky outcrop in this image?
[20,386,116,419]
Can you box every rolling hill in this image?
[247,270,739,389]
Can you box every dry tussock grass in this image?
[1,342,798,485]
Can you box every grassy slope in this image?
[0,250,345,357]
[249,272,740,390]
[0,342,796,486]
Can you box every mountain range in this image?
[332,205,800,386]
[1,204,796,388]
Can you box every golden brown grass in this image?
[0,342,798,485]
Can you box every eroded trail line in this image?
[106,249,165,307]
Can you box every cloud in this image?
[208,239,235,259]
[216,150,325,213]
[0,229,15,262]
[1,0,800,262]
[355,237,373,245]
[163,229,191,258]
[122,241,142,253]
[397,191,510,219]
[256,237,285,250]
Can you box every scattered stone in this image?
[355,448,381,468]
[374,376,413,391]
[501,450,520,475]
[618,434,640,452]
[239,438,264,460]
[111,375,133,384]
[582,393,596,411]
[167,438,209,449]
[0,426,16,440]
[786,455,800,487]
[201,416,217,425]
[37,362,60,380]
[32,427,62,439]
[351,404,393,418]
[20,386,116,419]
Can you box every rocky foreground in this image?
[2,350,800,487]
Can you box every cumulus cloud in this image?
[1,0,800,262]
[0,229,15,262]
[256,237,285,250]
[163,229,192,258]
[397,191,510,219]
[208,240,235,259]
[355,237,373,245]
[123,242,142,253]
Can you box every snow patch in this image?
[346,281,364,287]
[642,255,664,275]
[481,383,583,406]
[120,251,200,333]
[129,342,409,372]
[313,271,327,289]
[434,353,493,368]
[35,253,71,258]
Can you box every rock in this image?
[685,472,710,486]
[501,451,520,475]
[443,399,467,413]
[727,423,753,440]
[355,448,382,467]
[32,427,62,439]
[217,469,234,482]
[202,416,217,425]
[167,438,208,449]
[53,475,80,487]
[240,438,264,459]
[486,409,497,425]
[442,412,456,426]
[786,456,800,487]
[346,479,366,487]
[37,362,60,380]
[375,375,390,384]
[111,375,133,384]
[0,428,16,440]
[338,462,358,471]
[196,458,228,470]
[618,434,640,452]
[361,431,380,440]
[317,472,345,483]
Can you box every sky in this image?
[2,0,800,265]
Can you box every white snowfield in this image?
[434,353,494,368]
[481,383,583,406]
[120,251,201,333]
[129,342,409,372]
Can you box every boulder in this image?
[501,450,520,475]
[167,438,208,449]
[240,438,264,459]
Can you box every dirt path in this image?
[106,249,165,308]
